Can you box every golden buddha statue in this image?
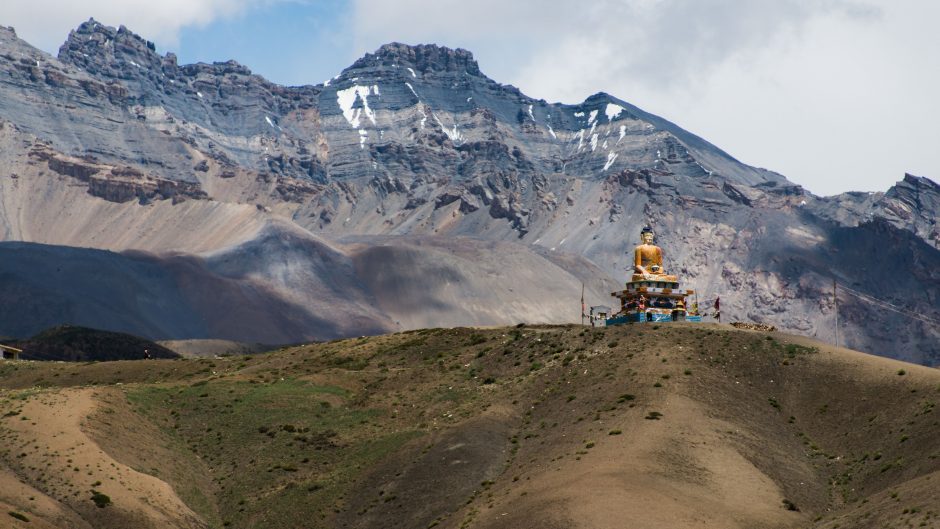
[632,227,678,282]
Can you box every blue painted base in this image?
[605,315,634,326]
[606,313,704,326]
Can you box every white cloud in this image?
[0,0,275,53]
[656,3,939,196]
[349,0,869,93]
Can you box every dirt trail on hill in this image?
[474,394,803,529]
[1,388,206,529]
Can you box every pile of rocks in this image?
[730,322,778,333]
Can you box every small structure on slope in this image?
[0,343,22,360]
[589,305,612,327]
[607,227,701,325]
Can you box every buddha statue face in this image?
[641,229,654,245]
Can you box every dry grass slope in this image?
[0,324,936,529]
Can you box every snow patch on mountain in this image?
[605,103,624,121]
[418,106,427,130]
[337,85,379,128]
[604,152,618,171]
[432,113,462,143]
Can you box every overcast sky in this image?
[2,0,937,196]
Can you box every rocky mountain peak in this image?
[881,173,940,241]
[886,173,939,208]
[57,18,166,77]
[582,91,616,104]
[348,42,482,77]
[900,172,940,192]
[178,59,254,78]
[575,92,639,121]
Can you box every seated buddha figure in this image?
[632,227,678,282]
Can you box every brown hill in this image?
[0,323,936,529]
[12,325,178,362]
[157,340,271,359]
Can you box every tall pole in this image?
[833,279,839,348]
[581,282,586,326]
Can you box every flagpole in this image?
[581,282,586,326]
[833,279,839,348]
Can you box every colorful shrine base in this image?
[605,276,701,326]
[607,313,704,324]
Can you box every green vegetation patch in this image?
[782,343,818,358]
[127,378,420,528]
[90,490,111,508]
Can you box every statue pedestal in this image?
[608,276,696,325]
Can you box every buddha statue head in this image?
[640,226,655,245]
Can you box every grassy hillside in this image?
[0,323,936,529]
